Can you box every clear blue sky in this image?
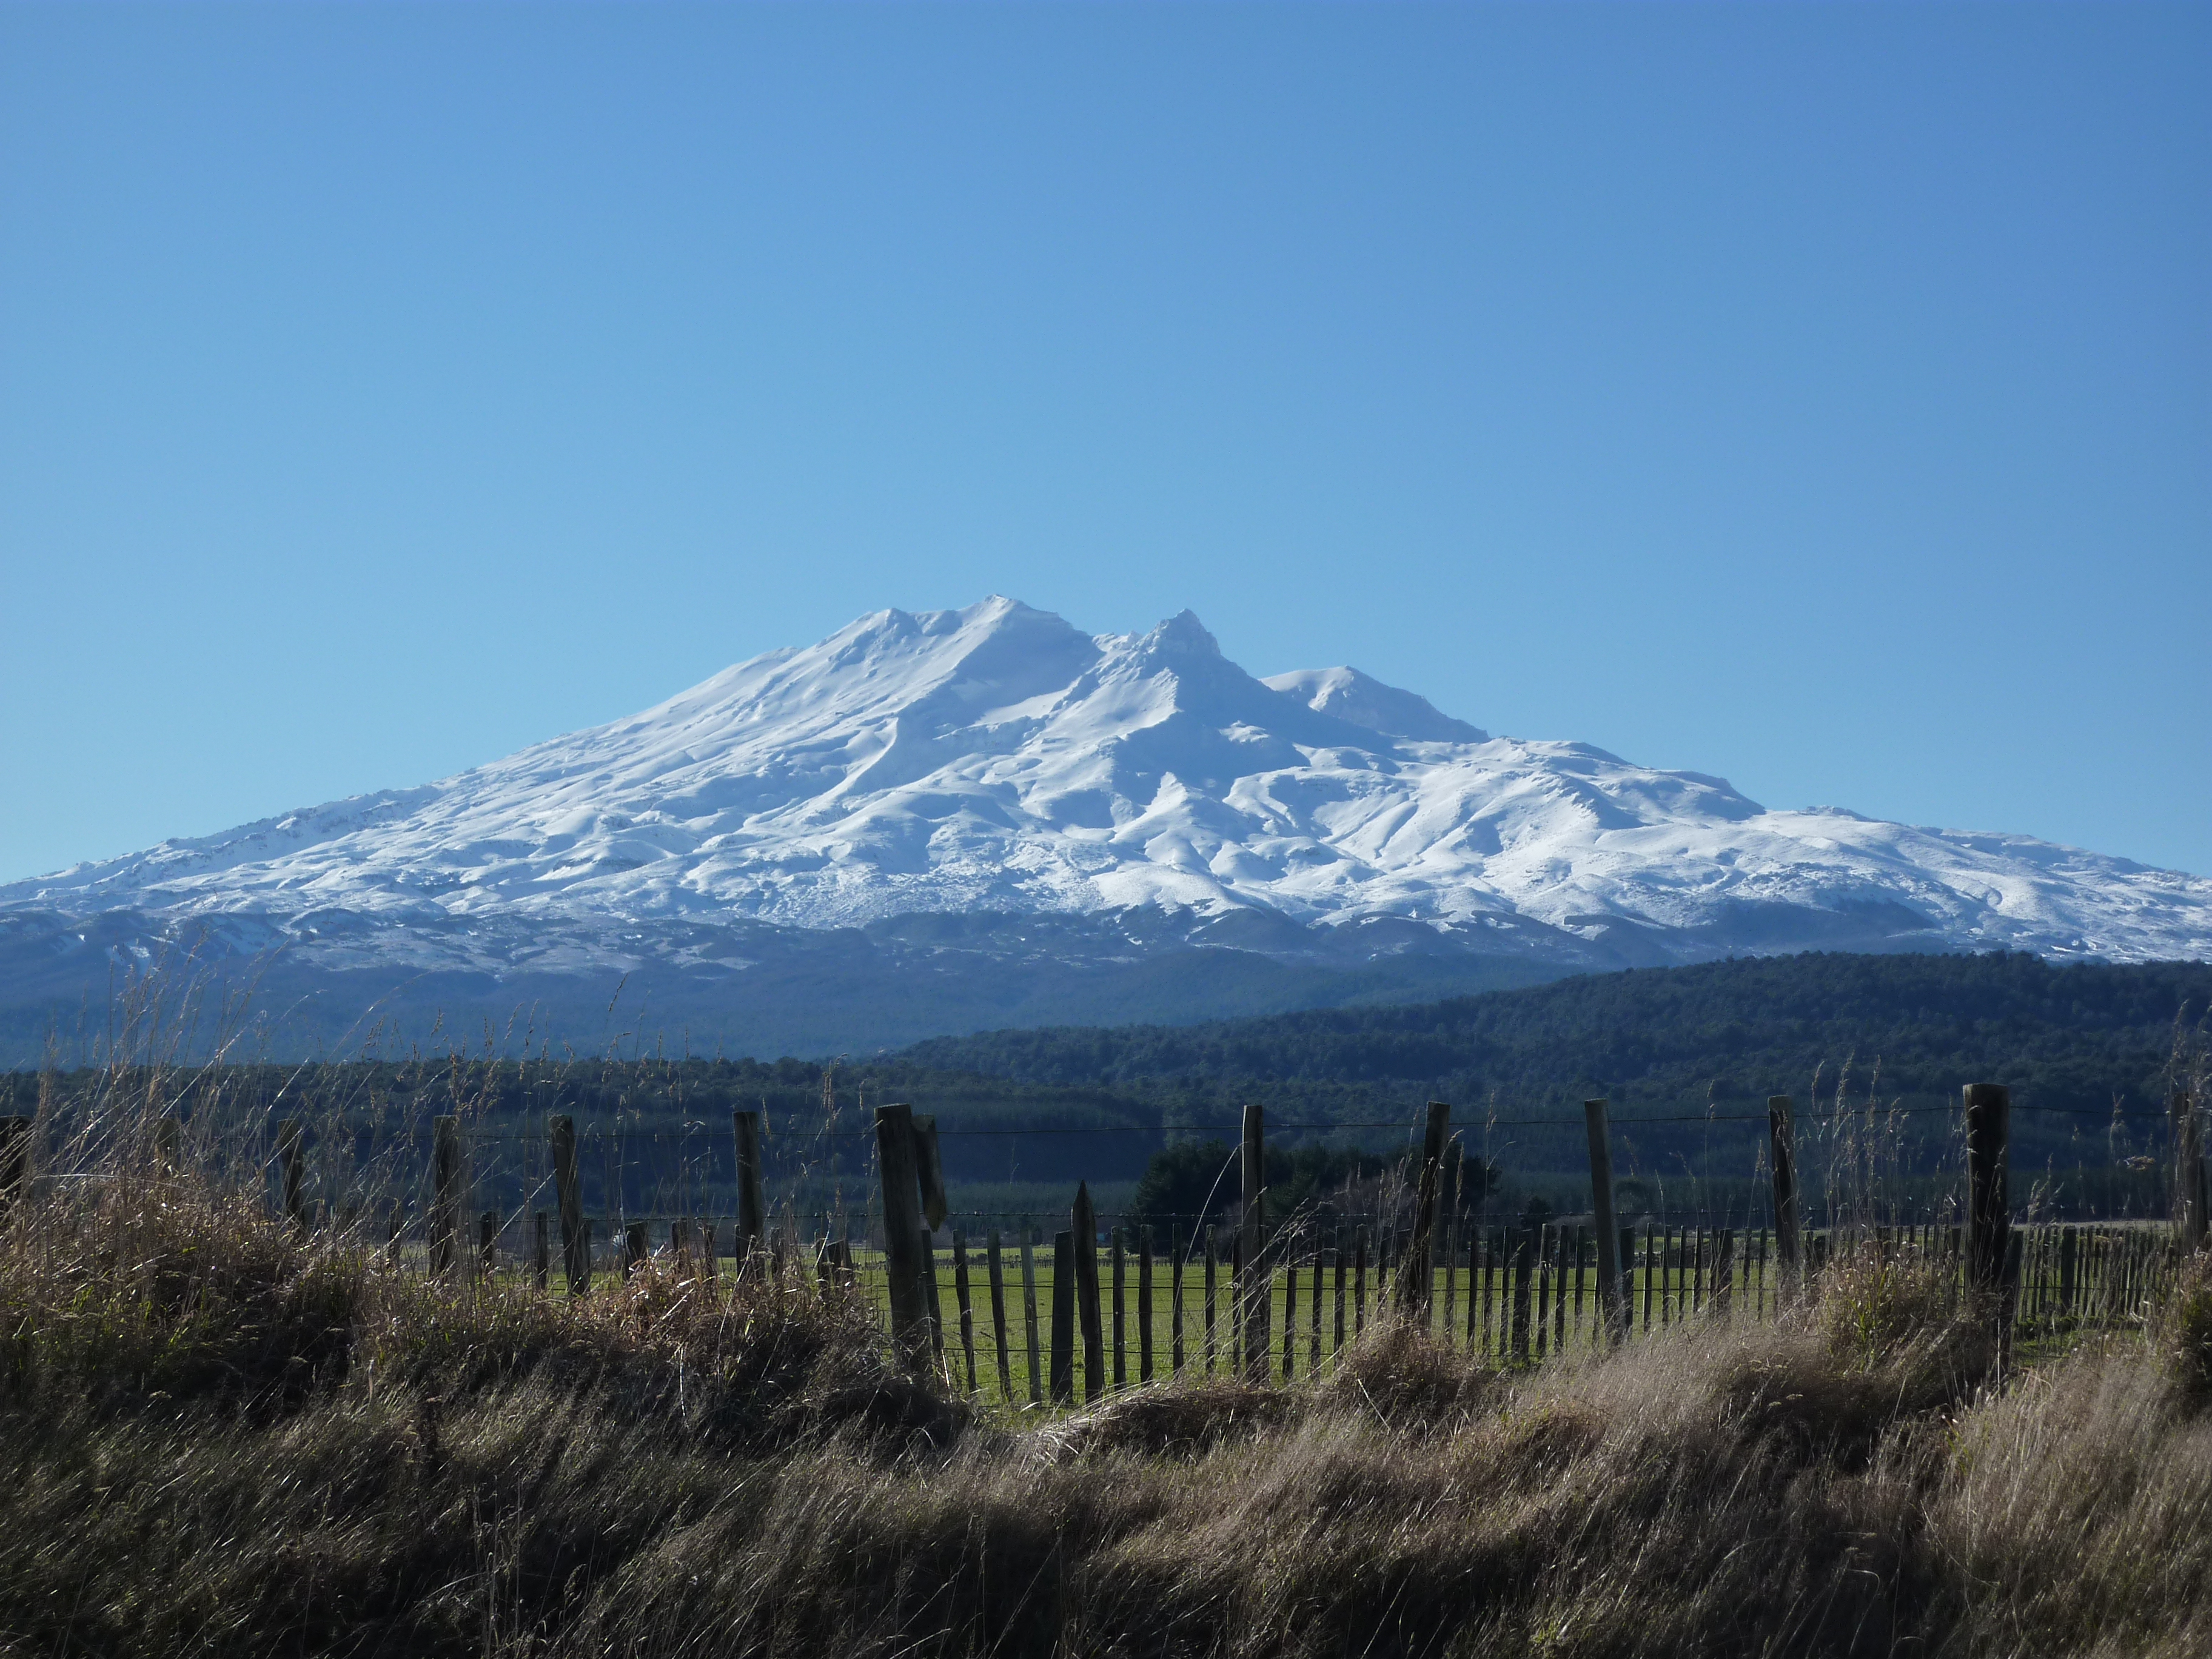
[3,2,2206,885]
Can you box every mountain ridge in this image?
[2,596,2205,1059]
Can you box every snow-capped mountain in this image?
[4,597,2206,1057]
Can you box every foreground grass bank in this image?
[4,1175,2211,1657]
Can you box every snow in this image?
[5,595,2208,969]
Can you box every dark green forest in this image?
[9,951,2207,1220]
[903,951,2212,1188]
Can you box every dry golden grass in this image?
[4,1153,2211,1658]
[3,1019,2209,1658]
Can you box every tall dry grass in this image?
[5,1115,2212,1659]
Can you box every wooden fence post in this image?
[1335,1228,1352,1353]
[1171,1225,1187,1373]
[1241,1104,1269,1379]
[1463,1230,1478,1352]
[920,1227,947,1372]
[952,1230,978,1394]
[874,1104,930,1359]
[1353,1226,1367,1336]
[1400,1101,1451,1315]
[1050,1230,1076,1404]
[1204,1225,1219,1371]
[1552,1224,1569,1352]
[1965,1084,2011,1299]
[1509,1225,1533,1363]
[732,1110,767,1262]
[1138,1224,1156,1382]
[987,1229,1014,1399]
[1021,1227,1044,1406]
[1769,1096,1800,1300]
[1073,1183,1104,1402]
[1111,1226,1127,1389]
[550,1116,589,1295]
[275,1118,307,1232]
[1583,1099,1625,1342]
[2172,1090,2206,1254]
[623,1221,648,1278]
[1439,1139,1463,1337]
[431,1116,465,1277]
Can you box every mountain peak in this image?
[1263,666,1489,745]
[1133,608,1223,662]
[5,597,2206,985]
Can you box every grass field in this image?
[495,1217,2154,1420]
[7,1156,2212,1656]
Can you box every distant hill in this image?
[903,952,2212,1177]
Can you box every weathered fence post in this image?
[1335,1227,1350,1352]
[1050,1230,1076,1404]
[1583,1098,1625,1342]
[1399,1101,1451,1316]
[1769,1096,1801,1300]
[1111,1226,1128,1389]
[1301,1256,1318,1371]
[1353,1226,1367,1336]
[550,1116,589,1295]
[623,1221,648,1278]
[1241,1104,1269,1379]
[1212,1230,1230,1371]
[275,1118,307,1233]
[920,1227,948,1372]
[1138,1224,1156,1382]
[1965,1083,2011,1299]
[952,1230,978,1394]
[1439,1139,1463,1336]
[1171,1224,1187,1373]
[732,1110,767,1262]
[1021,1226,1044,1405]
[431,1116,465,1277]
[1072,1184,1104,1402]
[2172,1089,2206,1254]
[874,1104,930,1360]
[1561,1228,1577,1342]
[987,1229,1013,1399]
[1509,1225,1533,1363]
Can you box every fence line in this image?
[11,1076,2201,1415]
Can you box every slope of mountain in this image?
[2,596,2206,1060]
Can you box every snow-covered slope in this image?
[7,597,2209,977]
